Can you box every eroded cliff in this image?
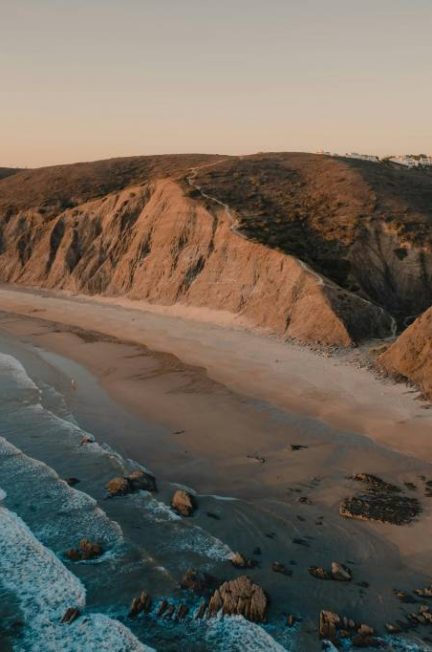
[0,152,430,348]
[379,307,432,400]
[0,178,391,347]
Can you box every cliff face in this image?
[379,308,432,399]
[0,177,390,347]
[0,151,430,348]
[195,154,432,323]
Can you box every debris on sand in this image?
[246,454,266,463]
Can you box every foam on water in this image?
[206,494,239,502]
[129,492,234,560]
[325,636,432,651]
[204,615,290,651]
[170,481,197,495]
[382,637,432,651]
[22,402,142,478]
[132,492,182,522]
[0,505,155,651]
[0,352,40,391]
[0,436,122,550]
[165,522,234,561]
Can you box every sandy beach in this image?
[1,284,432,649]
[0,284,431,463]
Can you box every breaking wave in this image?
[0,505,154,651]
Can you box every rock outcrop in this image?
[180,569,217,595]
[319,610,377,647]
[340,474,420,525]
[271,561,292,576]
[66,539,103,561]
[61,607,81,624]
[379,306,432,400]
[207,575,267,622]
[330,561,352,582]
[106,470,157,497]
[171,490,196,516]
[309,562,352,582]
[129,591,152,618]
[230,552,257,569]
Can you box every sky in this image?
[1,0,431,167]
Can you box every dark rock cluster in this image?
[106,470,157,497]
[65,539,103,562]
[340,473,420,525]
[320,610,378,647]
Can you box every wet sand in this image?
[1,285,432,647]
[0,285,431,463]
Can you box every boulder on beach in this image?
[180,569,217,595]
[171,489,196,516]
[128,470,158,493]
[230,552,257,569]
[175,604,189,621]
[272,561,292,576]
[106,476,130,497]
[129,591,152,618]
[310,562,352,581]
[331,561,352,582]
[106,470,157,497]
[66,539,103,561]
[319,610,341,641]
[157,600,169,618]
[207,575,267,622]
[309,566,331,580]
[319,610,376,647]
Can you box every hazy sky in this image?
[1,0,431,167]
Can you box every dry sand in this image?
[0,284,431,466]
[2,284,432,642]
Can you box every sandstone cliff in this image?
[379,307,432,400]
[0,152,430,348]
[0,177,390,346]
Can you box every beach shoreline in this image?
[2,285,432,648]
[0,284,431,470]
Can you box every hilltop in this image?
[192,153,432,321]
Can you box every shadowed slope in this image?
[193,153,432,321]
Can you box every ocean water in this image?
[0,339,302,651]
[0,334,430,652]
